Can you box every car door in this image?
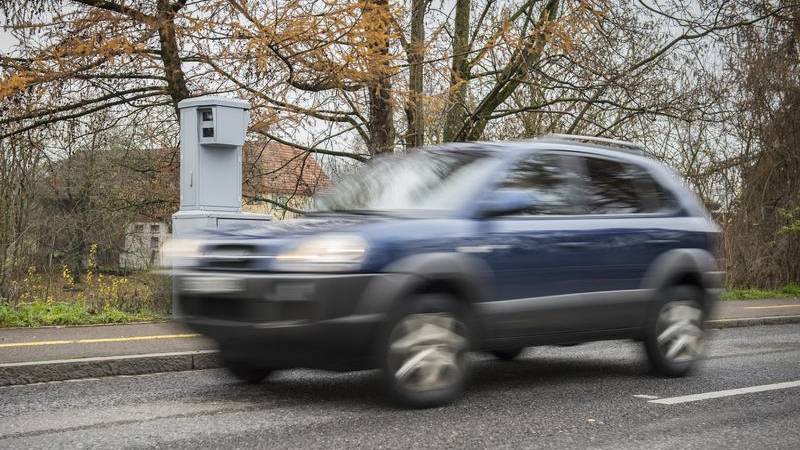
[475,151,592,338]
[561,154,682,331]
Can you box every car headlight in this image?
[160,239,202,268]
[274,234,368,272]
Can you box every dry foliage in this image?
[0,0,799,297]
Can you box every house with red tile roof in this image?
[242,142,332,219]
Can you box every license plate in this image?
[181,276,244,294]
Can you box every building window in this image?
[134,224,144,233]
[150,224,160,233]
[150,236,159,249]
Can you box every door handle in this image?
[456,244,512,254]
[645,239,678,245]
[555,241,589,249]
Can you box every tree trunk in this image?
[369,83,395,154]
[442,0,470,142]
[405,0,427,149]
[156,0,190,113]
[365,0,395,155]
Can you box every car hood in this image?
[170,213,474,272]
[185,214,389,241]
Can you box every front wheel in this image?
[379,294,471,408]
[644,286,706,377]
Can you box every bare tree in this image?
[405,0,429,148]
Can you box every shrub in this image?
[0,265,170,327]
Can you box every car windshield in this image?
[312,150,500,213]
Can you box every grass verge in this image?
[3,279,798,326]
[0,300,165,328]
[2,268,170,327]
[721,283,800,301]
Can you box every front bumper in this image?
[173,271,387,370]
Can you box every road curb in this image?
[0,350,221,387]
[706,314,800,329]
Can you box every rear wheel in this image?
[224,359,272,384]
[379,294,471,408]
[644,285,706,377]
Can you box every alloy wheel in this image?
[387,313,468,392]
[655,301,704,363]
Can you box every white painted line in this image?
[649,380,800,405]
[633,394,660,399]
[0,370,177,390]
[743,305,800,310]
[0,350,219,368]
[706,315,800,325]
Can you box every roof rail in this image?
[541,134,646,154]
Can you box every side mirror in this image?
[478,189,538,218]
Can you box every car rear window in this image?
[581,157,676,214]
[635,169,678,213]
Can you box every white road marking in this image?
[633,394,660,399]
[0,349,218,368]
[649,380,800,405]
[743,305,800,310]
[0,369,182,390]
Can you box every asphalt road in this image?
[1,324,798,449]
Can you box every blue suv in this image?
[165,135,724,407]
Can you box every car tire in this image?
[490,348,524,360]
[224,359,272,384]
[378,294,472,408]
[644,285,706,377]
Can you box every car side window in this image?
[499,153,580,215]
[635,169,678,213]
[581,157,675,214]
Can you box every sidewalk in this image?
[710,298,800,326]
[1,298,798,386]
[0,322,213,365]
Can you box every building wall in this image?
[119,222,170,269]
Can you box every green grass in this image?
[721,283,800,301]
[3,282,798,327]
[0,300,164,328]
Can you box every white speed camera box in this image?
[176,96,250,212]
[173,95,271,226]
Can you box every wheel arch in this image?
[353,252,493,317]
[641,248,718,311]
